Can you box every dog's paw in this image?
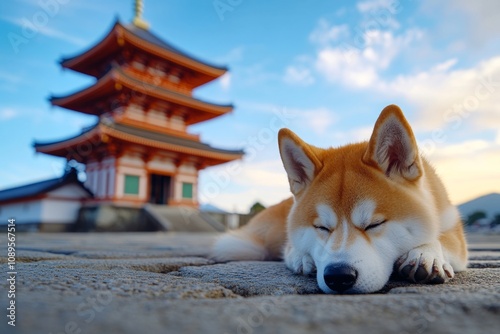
[395,243,454,284]
[284,244,315,275]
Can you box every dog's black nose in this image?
[323,264,358,293]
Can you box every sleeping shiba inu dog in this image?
[212,105,468,294]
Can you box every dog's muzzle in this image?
[323,263,358,293]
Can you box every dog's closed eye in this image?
[365,219,387,231]
[313,225,331,233]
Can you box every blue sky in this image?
[1,0,499,212]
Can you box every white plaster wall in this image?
[92,166,100,196]
[146,109,168,127]
[49,184,89,198]
[40,199,82,223]
[178,162,197,175]
[169,115,185,131]
[147,157,176,173]
[84,170,93,190]
[107,167,116,198]
[125,104,145,122]
[0,201,42,224]
[119,154,145,167]
[85,161,99,191]
[101,157,116,198]
[102,156,115,165]
[98,168,107,198]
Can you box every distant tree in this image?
[465,211,487,226]
[491,214,500,227]
[249,202,266,215]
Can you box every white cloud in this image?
[298,107,338,134]
[0,71,23,92]
[431,58,458,72]
[36,24,86,46]
[356,0,401,30]
[0,71,22,84]
[219,72,231,90]
[236,63,280,86]
[199,159,291,213]
[236,102,337,134]
[378,56,500,133]
[216,46,244,64]
[309,14,422,88]
[356,0,396,13]
[3,17,86,46]
[431,140,492,159]
[306,16,500,135]
[315,29,421,88]
[283,66,314,86]
[0,108,19,120]
[430,140,500,205]
[333,125,374,143]
[309,20,349,45]
[316,47,377,88]
[422,0,500,47]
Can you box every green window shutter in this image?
[124,175,140,195]
[182,182,193,199]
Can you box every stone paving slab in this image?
[0,232,498,334]
[13,232,216,259]
[45,257,213,273]
[468,251,500,260]
[468,260,500,268]
[176,261,500,296]
[2,262,238,299]
[3,291,499,334]
[0,249,72,263]
[174,261,322,296]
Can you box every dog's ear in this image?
[363,105,422,181]
[278,128,322,195]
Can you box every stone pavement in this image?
[1,232,499,334]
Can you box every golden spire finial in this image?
[133,0,149,30]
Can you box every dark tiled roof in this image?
[123,23,228,71]
[34,122,98,148]
[0,168,93,203]
[34,120,244,157]
[115,65,233,109]
[109,121,244,156]
[60,20,227,73]
[49,66,233,110]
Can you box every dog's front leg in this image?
[284,242,316,275]
[395,240,455,284]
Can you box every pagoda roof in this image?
[49,66,233,125]
[60,20,227,85]
[33,119,244,166]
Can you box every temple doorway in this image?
[149,174,171,204]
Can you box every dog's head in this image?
[279,105,439,293]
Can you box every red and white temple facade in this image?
[34,16,243,208]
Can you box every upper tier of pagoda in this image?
[50,65,233,126]
[60,20,227,88]
[52,19,233,127]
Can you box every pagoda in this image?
[34,1,243,208]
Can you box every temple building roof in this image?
[33,119,244,166]
[60,20,227,87]
[0,168,93,204]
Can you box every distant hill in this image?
[457,193,500,219]
[200,203,228,214]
